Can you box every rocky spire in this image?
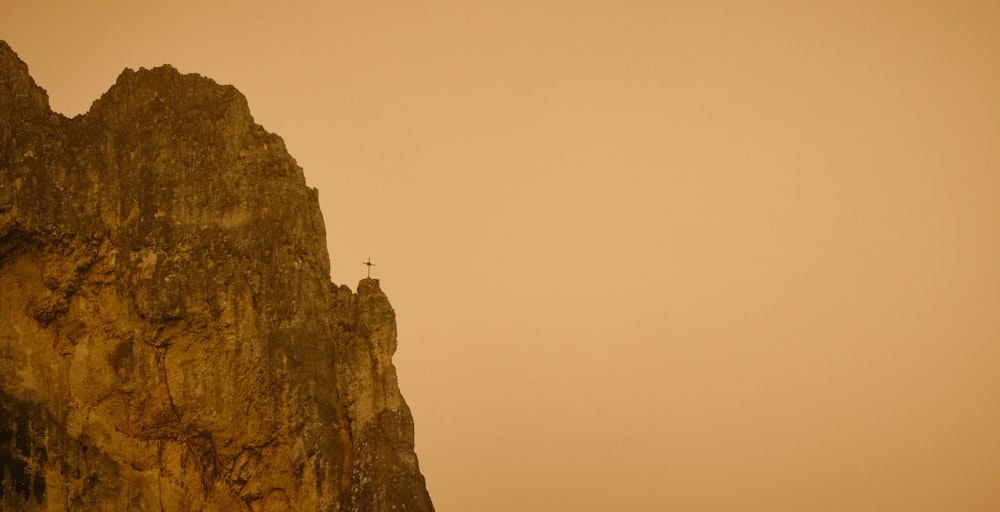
[0,41,51,117]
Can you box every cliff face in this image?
[0,41,433,512]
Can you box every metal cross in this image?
[362,257,376,278]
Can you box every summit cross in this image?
[362,257,376,278]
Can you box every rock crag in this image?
[0,41,434,511]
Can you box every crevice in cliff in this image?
[186,433,221,495]
[156,440,165,512]
[155,347,181,424]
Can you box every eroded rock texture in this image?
[0,40,433,511]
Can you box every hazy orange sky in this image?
[4,1,1000,510]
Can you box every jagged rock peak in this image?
[0,40,51,116]
[0,40,434,512]
[88,64,251,126]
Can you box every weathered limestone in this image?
[0,40,433,511]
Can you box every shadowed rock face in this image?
[0,40,433,512]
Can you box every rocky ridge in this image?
[0,41,433,511]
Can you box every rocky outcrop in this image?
[0,40,433,511]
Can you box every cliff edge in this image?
[0,41,433,511]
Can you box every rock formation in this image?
[0,40,434,511]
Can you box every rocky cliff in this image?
[0,41,434,511]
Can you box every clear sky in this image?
[4,1,1000,510]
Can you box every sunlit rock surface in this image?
[0,40,433,512]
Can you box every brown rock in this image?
[0,40,433,511]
